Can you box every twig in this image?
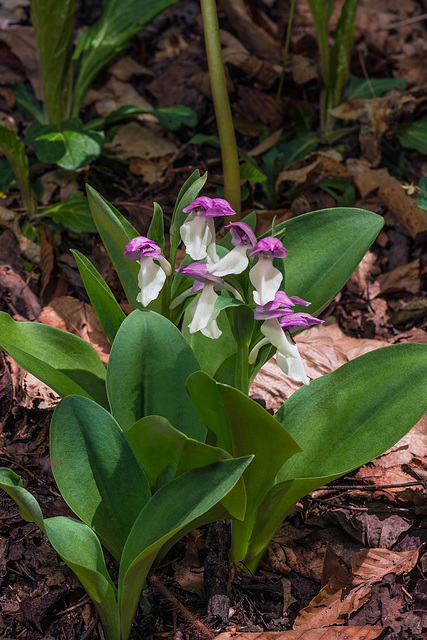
[0,450,60,497]
[378,12,427,29]
[319,481,427,491]
[151,575,215,639]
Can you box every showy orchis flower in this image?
[180,197,236,263]
[249,237,288,306]
[124,236,172,307]
[175,262,242,339]
[206,221,257,278]
[249,291,323,385]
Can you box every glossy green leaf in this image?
[71,250,126,343]
[317,179,355,206]
[0,125,36,216]
[245,343,427,571]
[239,162,267,183]
[271,207,383,317]
[12,83,46,124]
[125,414,247,519]
[44,518,120,640]
[50,395,150,560]
[186,372,301,561]
[0,468,45,529]
[344,74,408,100]
[45,193,97,233]
[118,456,252,640]
[0,311,108,407]
[150,105,198,131]
[86,185,141,309]
[30,0,76,124]
[0,158,17,191]
[25,119,104,170]
[418,177,427,211]
[72,0,178,115]
[107,310,205,440]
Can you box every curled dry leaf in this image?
[374,259,421,296]
[37,296,110,365]
[105,122,178,160]
[213,626,386,640]
[276,152,352,190]
[0,265,41,320]
[221,30,279,88]
[293,548,418,629]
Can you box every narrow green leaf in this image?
[72,0,178,115]
[344,74,408,100]
[25,119,104,170]
[245,343,427,571]
[239,162,267,183]
[186,372,301,561]
[71,250,126,343]
[45,193,97,233]
[398,116,427,155]
[329,0,359,108]
[12,83,46,124]
[149,105,198,131]
[317,179,355,206]
[50,395,151,560]
[0,468,45,529]
[0,311,108,407]
[118,457,252,640]
[86,185,141,309]
[0,125,36,216]
[107,310,205,440]
[418,177,427,211]
[147,202,165,252]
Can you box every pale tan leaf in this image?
[213,625,386,639]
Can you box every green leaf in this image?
[239,162,267,183]
[50,395,151,560]
[44,517,120,640]
[125,414,247,518]
[149,106,198,131]
[186,372,301,561]
[147,202,165,252]
[398,116,427,155]
[25,119,104,170]
[317,179,355,206]
[44,193,97,233]
[0,467,45,528]
[12,83,46,124]
[344,74,408,100]
[0,311,108,407]
[0,469,120,640]
[107,310,205,440]
[329,0,359,108]
[0,158,17,191]
[30,0,76,124]
[118,456,252,640]
[0,125,37,216]
[245,343,427,571]
[418,177,427,211]
[70,250,126,344]
[86,185,141,310]
[72,0,178,115]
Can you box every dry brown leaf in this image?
[345,251,378,297]
[0,265,41,320]
[39,225,68,306]
[276,153,352,189]
[293,548,417,629]
[105,122,178,161]
[216,0,282,63]
[86,77,155,119]
[374,259,421,296]
[38,296,110,365]
[0,26,41,98]
[0,206,40,263]
[221,30,279,87]
[291,54,318,85]
[213,626,386,639]
[353,168,427,246]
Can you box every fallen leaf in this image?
[105,122,178,161]
[374,259,421,296]
[0,264,41,320]
[39,224,68,306]
[213,626,386,639]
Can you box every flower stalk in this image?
[200,0,241,218]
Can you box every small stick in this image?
[150,575,215,639]
[378,12,427,30]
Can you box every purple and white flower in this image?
[180,197,235,263]
[124,236,172,307]
[249,237,288,305]
[174,262,243,339]
[206,221,257,277]
[249,292,323,385]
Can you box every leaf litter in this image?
[0,0,427,639]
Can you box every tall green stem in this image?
[200,0,241,217]
[272,0,296,127]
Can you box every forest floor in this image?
[1,0,427,638]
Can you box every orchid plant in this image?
[1,171,427,638]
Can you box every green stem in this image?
[272,0,296,127]
[235,343,249,396]
[200,0,241,217]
